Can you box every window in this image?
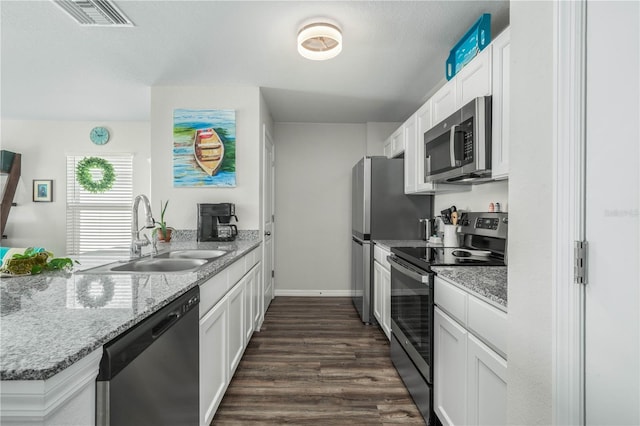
[66,155,133,254]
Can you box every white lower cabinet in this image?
[227,277,246,375]
[373,244,391,340]
[199,297,228,425]
[373,260,391,339]
[466,334,507,426]
[434,276,507,426]
[434,307,467,426]
[199,248,265,426]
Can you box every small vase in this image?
[157,228,173,242]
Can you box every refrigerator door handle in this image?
[352,236,364,245]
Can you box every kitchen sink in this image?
[79,249,230,274]
[157,249,228,260]
[110,258,207,273]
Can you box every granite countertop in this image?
[374,240,431,250]
[0,233,261,381]
[431,266,507,311]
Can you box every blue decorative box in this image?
[446,13,491,80]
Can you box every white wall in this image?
[1,120,150,255]
[507,2,554,424]
[150,86,261,230]
[274,123,365,295]
[433,180,509,214]
[365,122,400,156]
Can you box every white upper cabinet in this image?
[403,113,418,194]
[401,26,511,193]
[386,126,405,158]
[455,46,493,107]
[432,79,457,125]
[490,28,511,179]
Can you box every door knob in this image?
[264,231,271,236]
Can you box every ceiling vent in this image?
[52,0,134,26]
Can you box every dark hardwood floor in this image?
[212,297,425,425]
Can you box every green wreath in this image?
[76,157,115,193]
[75,275,115,308]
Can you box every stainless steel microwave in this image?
[424,96,492,184]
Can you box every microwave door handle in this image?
[449,125,459,167]
[424,155,431,179]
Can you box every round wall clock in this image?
[90,127,110,145]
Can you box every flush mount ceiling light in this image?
[297,22,342,61]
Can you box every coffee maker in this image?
[197,203,239,242]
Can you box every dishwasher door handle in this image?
[152,312,180,338]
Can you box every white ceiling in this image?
[1,1,509,123]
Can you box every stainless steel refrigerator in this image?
[351,156,433,323]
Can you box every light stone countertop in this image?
[0,234,261,381]
[431,266,508,311]
[374,240,431,250]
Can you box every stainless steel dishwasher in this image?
[96,286,200,426]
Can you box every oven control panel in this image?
[459,212,508,239]
[475,217,500,230]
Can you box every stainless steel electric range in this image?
[388,212,507,425]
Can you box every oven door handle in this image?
[388,255,430,283]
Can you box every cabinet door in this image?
[491,29,511,179]
[244,269,255,343]
[227,278,245,375]
[403,113,418,194]
[252,265,262,330]
[434,307,468,426]
[380,264,391,340]
[415,100,435,192]
[373,260,384,327]
[199,298,228,426]
[383,140,392,158]
[390,126,404,157]
[432,79,457,124]
[456,46,492,107]
[466,334,507,426]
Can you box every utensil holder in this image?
[443,225,460,247]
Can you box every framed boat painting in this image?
[173,109,236,187]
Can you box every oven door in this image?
[389,255,434,383]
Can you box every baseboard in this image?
[274,289,353,297]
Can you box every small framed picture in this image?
[33,180,53,202]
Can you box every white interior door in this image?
[262,125,275,312]
[584,2,639,424]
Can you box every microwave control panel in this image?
[462,117,474,162]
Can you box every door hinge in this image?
[272,214,275,222]
[271,270,274,278]
[574,240,588,285]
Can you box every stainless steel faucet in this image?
[131,194,155,257]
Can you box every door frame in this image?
[552,1,587,424]
[262,124,275,303]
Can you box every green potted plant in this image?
[154,200,174,242]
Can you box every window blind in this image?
[66,155,133,254]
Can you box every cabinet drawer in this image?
[200,271,228,319]
[373,245,391,270]
[467,296,508,358]
[245,247,260,269]
[434,276,467,326]
[226,257,246,288]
